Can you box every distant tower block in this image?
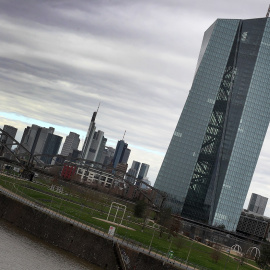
[248,193,268,216]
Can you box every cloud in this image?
[1,0,270,217]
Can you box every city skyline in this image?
[1,1,270,216]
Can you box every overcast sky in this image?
[1,0,270,215]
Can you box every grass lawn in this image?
[0,173,259,270]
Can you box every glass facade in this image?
[154,18,270,231]
[41,134,62,164]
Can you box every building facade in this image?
[61,132,80,157]
[126,161,141,184]
[101,146,115,166]
[138,163,149,180]
[131,161,141,177]
[86,130,107,163]
[0,125,17,151]
[81,111,97,161]
[40,133,62,164]
[154,17,270,230]
[77,167,115,188]
[236,211,270,240]
[112,140,130,169]
[19,125,54,156]
[248,193,268,216]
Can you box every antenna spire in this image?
[266,4,270,17]
[123,130,126,140]
[97,102,101,113]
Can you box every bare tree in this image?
[175,236,185,251]
[211,245,222,263]
[157,207,172,238]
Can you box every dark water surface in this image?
[0,219,102,270]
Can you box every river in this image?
[0,219,102,270]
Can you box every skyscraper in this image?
[130,161,141,177]
[81,111,97,160]
[95,135,107,164]
[86,130,107,163]
[112,140,130,169]
[248,193,268,216]
[154,17,270,230]
[61,132,80,157]
[101,146,115,166]
[40,133,62,164]
[81,110,107,162]
[19,125,54,155]
[138,163,149,180]
[126,161,141,184]
[0,125,17,151]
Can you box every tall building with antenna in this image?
[112,139,130,169]
[81,111,97,161]
[154,16,270,230]
[81,105,107,163]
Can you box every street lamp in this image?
[185,239,194,266]
[167,237,174,259]
[124,215,131,240]
[148,223,158,253]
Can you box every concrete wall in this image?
[0,193,181,270]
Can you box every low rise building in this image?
[236,211,270,241]
[76,167,120,189]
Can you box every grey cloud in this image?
[1,0,270,211]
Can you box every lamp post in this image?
[223,247,231,270]
[167,237,174,259]
[185,239,194,266]
[124,215,131,240]
[149,224,157,253]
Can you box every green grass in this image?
[0,173,259,270]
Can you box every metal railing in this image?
[0,172,212,270]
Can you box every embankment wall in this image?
[0,193,181,270]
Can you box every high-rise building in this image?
[131,161,141,176]
[138,163,149,180]
[112,140,130,169]
[40,134,62,164]
[248,193,268,216]
[81,110,107,164]
[0,125,17,151]
[95,136,107,164]
[86,130,107,163]
[19,125,54,155]
[81,111,97,161]
[101,146,115,166]
[69,149,81,163]
[126,161,141,184]
[61,132,80,157]
[154,17,270,230]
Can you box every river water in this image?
[0,219,102,270]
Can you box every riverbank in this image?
[0,190,182,270]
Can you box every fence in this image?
[0,170,212,270]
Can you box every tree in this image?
[141,207,151,232]
[211,245,222,263]
[168,217,182,239]
[157,207,172,238]
[134,200,147,218]
[175,236,185,251]
[256,242,270,270]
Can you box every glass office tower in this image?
[154,18,270,230]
